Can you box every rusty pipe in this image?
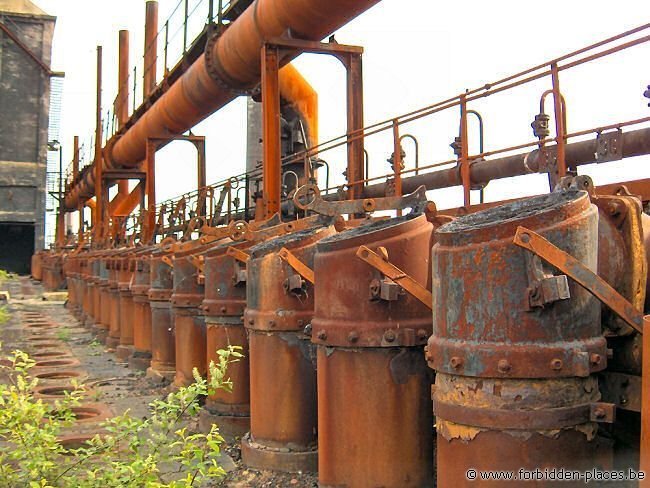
[279,64,318,146]
[64,0,378,209]
[363,127,650,199]
[144,1,158,99]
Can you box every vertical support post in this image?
[346,53,364,200]
[459,94,471,208]
[117,30,130,200]
[94,46,104,242]
[118,30,130,127]
[208,0,214,23]
[145,140,157,242]
[144,1,159,99]
[56,146,64,246]
[641,315,650,487]
[195,138,207,217]
[72,135,79,179]
[73,135,82,243]
[261,44,281,218]
[392,119,402,216]
[164,21,169,75]
[78,205,84,243]
[132,66,137,112]
[551,62,567,182]
[183,0,189,54]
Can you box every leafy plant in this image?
[0,345,243,487]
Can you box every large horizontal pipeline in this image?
[65,64,316,210]
[64,0,380,210]
[111,0,380,164]
[363,126,650,198]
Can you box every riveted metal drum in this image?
[312,214,435,488]
[148,249,176,380]
[130,247,154,370]
[199,240,251,440]
[106,250,124,349]
[82,251,96,327]
[117,250,136,361]
[429,190,609,486]
[241,226,336,473]
[171,242,212,387]
[95,251,111,342]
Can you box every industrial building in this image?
[0,0,57,273]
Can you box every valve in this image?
[450,136,462,157]
[531,112,551,139]
[387,146,406,171]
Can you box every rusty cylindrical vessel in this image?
[429,190,609,486]
[130,247,155,370]
[106,250,123,349]
[117,250,136,361]
[148,249,176,380]
[82,251,96,327]
[171,243,211,387]
[95,251,111,342]
[242,226,336,473]
[199,240,251,440]
[312,214,435,488]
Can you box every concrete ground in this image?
[0,276,318,487]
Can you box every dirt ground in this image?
[0,275,318,487]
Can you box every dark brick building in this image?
[0,0,55,273]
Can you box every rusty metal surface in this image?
[429,191,606,378]
[430,190,610,486]
[317,347,433,487]
[242,226,335,472]
[148,251,176,376]
[174,307,206,386]
[312,214,433,347]
[312,213,434,486]
[149,301,175,376]
[294,183,428,217]
[513,226,645,334]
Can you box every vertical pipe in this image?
[118,30,130,127]
[144,1,159,99]
[346,53,364,200]
[551,62,567,183]
[460,94,470,207]
[196,139,206,217]
[73,135,83,243]
[72,135,79,179]
[94,46,103,242]
[117,31,130,198]
[183,0,189,54]
[262,45,281,218]
[145,141,156,242]
[392,119,402,216]
[164,21,169,75]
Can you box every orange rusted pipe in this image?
[279,64,318,146]
[113,183,143,217]
[143,1,158,98]
[64,0,377,209]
